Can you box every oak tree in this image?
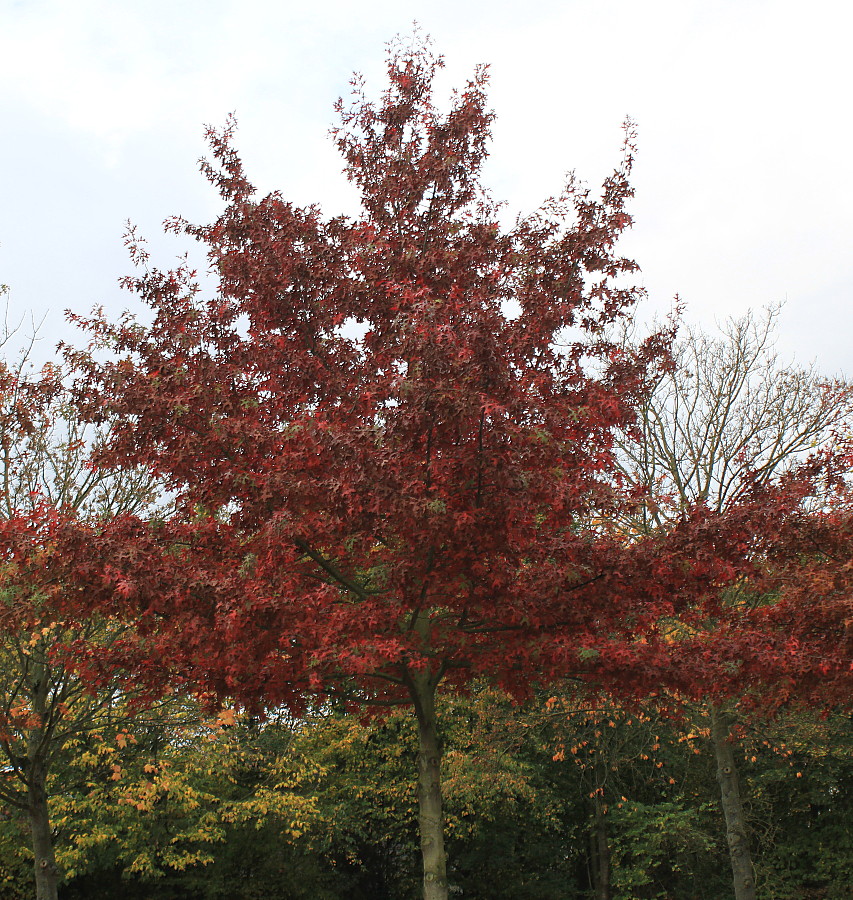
[68,37,724,900]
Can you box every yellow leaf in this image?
[216,708,236,727]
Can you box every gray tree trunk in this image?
[27,759,60,900]
[710,705,756,900]
[410,673,448,900]
[26,663,60,900]
[592,793,611,900]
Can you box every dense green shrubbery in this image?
[1,691,850,899]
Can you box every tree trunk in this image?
[592,793,611,900]
[410,673,448,900]
[27,760,60,900]
[710,705,756,900]
[27,663,60,900]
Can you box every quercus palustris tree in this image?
[66,37,747,900]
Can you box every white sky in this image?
[1,0,851,373]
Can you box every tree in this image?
[68,36,745,900]
[614,307,853,900]
[0,317,171,900]
[53,702,319,897]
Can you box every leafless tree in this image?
[619,304,851,524]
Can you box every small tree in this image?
[0,317,168,900]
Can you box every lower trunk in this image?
[592,794,611,900]
[28,762,60,900]
[410,674,448,900]
[710,705,756,900]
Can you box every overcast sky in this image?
[1,0,851,373]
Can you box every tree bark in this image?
[710,705,756,900]
[409,672,448,900]
[27,759,60,900]
[26,663,60,900]
[592,793,611,900]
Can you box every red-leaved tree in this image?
[66,38,750,899]
[0,344,165,900]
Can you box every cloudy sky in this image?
[1,0,850,372]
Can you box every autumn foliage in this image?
[31,34,849,900]
[69,42,675,704]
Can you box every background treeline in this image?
[1,686,850,899]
